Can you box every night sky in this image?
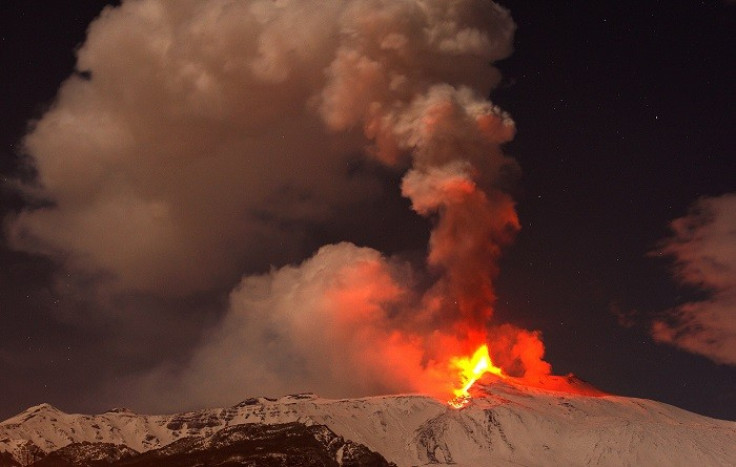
[1,0,734,421]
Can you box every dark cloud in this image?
[652,194,736,365]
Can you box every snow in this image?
[1,384,734,466]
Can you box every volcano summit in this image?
[1,380,734,466]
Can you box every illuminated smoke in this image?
[5,0,557,410]
[652,193,736,365]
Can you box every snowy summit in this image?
[1,380,734,466]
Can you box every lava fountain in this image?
[448,344,504,408]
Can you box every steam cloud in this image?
[653,194,736,365]
[6,0,554,410]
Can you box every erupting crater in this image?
[448,344,504,409]
[445,343,606,409]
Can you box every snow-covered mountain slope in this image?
[1,380,734,466]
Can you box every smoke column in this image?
[6,0,556,410]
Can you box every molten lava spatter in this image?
[448,344,504,408]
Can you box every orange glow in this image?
[447,344,504,409]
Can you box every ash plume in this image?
[5,0,554,411]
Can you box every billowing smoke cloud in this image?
[6,0,385,295]
[7,0,515,298]
[7,0,556,410]
[130,242,550,411]
[652,193,736,365]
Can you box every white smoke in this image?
[7,1,371,295]
[130,243,428,410]
[652,193,736,365]
[7,0,514,297]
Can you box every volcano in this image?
[2,380,734,467]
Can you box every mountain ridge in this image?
[2,381,734,466]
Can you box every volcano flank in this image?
[1,382,734,467]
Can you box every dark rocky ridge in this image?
[17,422,393,467]
[26,442,137,467]
[0,452,20,467]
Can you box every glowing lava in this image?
[448,344,504,409]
